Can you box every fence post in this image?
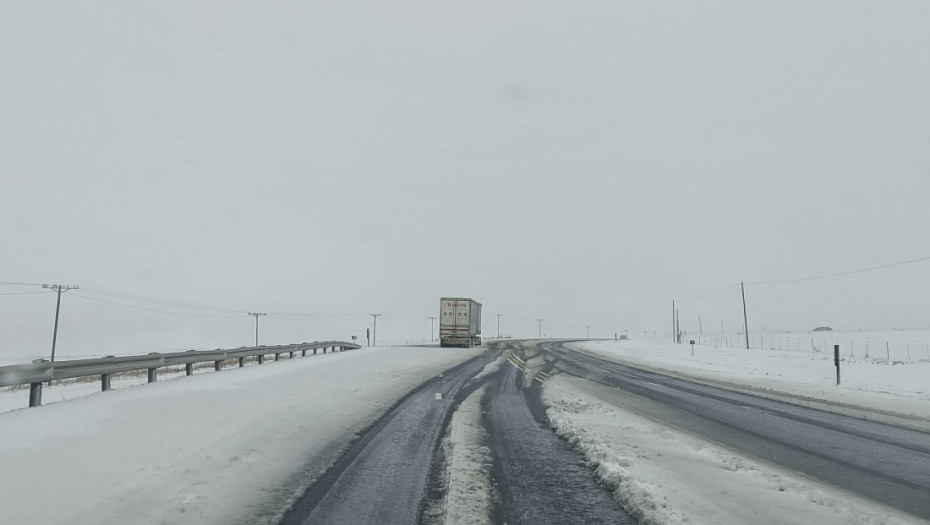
[886,342,890,360]
[834,345,841,385]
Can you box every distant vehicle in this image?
[439,297,482,347]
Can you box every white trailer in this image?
[439,297,482,348]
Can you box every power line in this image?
[748,254,930,286]
[70,293,246,318]
[266,312,368,319]
[0,290,54,296]
[0,281,45,286]
[80,288,246,314]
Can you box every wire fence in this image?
[694,333,930,362]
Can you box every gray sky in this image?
[2,1,930,359]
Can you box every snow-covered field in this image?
[692,329,930,363]
[539,339,930,525]
[578,337,930,423]
[0,345,484,525]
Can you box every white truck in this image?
[439,297,482,347]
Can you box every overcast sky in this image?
[2,1,930,359]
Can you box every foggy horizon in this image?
[3,1,929,360]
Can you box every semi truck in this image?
[439,297,482,347]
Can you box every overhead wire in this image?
[80,287,247,314]
[70,293,247,319]
[747,254,930,286]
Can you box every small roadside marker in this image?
[435,393,443,400]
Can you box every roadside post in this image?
[834,344,841,385]
[690,339,695,356]
[366,329,371,347]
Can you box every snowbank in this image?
[543,374,924,525]
[443,384,492,525]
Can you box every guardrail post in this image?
[148,367,157,383]
[214,360,222,372]
[302,349,307,357]
[185,363,193,376]
[258,355,264,364]
[101,373,111,392]
[313,348,317,355]
[239,357,245,367]
[289,351,294,359]
[29,382,42,407]
[29,358,47,407]
[275,353,280,361]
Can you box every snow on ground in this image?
[443,384,492,525]
[1,361,230,414]
[539,338,930,525]
[543,375,924,525]
[0,345,484,525]
[440,347,510,525]
[577,338,930,427]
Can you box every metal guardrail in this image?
[0,341,361,408]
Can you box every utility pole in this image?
[370,313,381,346]
[586,325,591,339]
[428,316,437,342]
[42,284,78,362]
[248,313,266,347]
[672,300,676,343]
[675,308,681,344]
[537,319,543,339]
[741,282,750,350]
[496,313,502,338]
[698,316,703,335]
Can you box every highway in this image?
[279,351,494,525]
[484,361,634,524]
[538,340,930,521]
[279,343,633,524]
[278,340,930,523]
